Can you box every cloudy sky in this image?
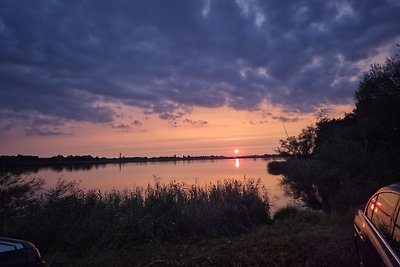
[1,0,399,157]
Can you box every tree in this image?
[274,48,400,211]
[355,53,400,150]
[277,125,316,158]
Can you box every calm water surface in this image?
[30,158,296,211]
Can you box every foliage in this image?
[272,205,300,221]
[274,51,400,211]
[2,175,359,266]
[355,54,400,146]
[354,53,400,182]
[0,175,271,254]
[45,207,358,267]
[0,174,43,220]
[277,125,317,158]
[267,160,286,175]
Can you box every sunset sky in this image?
[1,1,400,157]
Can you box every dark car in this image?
[0,237,45,267]
[354,183,400,266]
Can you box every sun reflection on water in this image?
[235,158,240,168]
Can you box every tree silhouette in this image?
[277,125,316,158]
[355,53,400,151]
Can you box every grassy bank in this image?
[44,207,358,266]
[1,173,358,266]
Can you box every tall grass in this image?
[0,174,44,219]
[0,174,271,254]
[42,206,359,266]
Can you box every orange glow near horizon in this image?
[0,103,354,157]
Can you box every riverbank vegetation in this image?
[0,174,271,252]
[0,174,357,266]
[274,52,400,212]
[47,208,358,266]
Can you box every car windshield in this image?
[0,240,24,252]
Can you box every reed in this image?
[0,174,271,254]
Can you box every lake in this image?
[28,157,296,212]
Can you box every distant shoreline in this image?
[0,154,282,172]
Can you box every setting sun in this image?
[234,149,240,154]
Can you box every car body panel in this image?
[354,184,400,267]
[0,237,45,267]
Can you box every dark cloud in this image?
[1,0,399,129]
[0,122,13,131]
[132,120,142,127]
[0,108,70,136]
[182,119,208,127]
[25,128,65,136]
[112,124,130,130]
[272,116,299,123]
[249,120,268,125]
